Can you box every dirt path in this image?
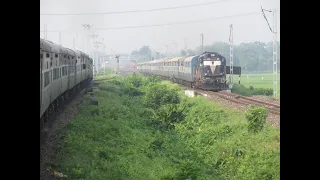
[40,91,85,180]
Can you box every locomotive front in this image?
[196,52,227,91]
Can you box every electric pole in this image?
[115,55,120,74]
[165,44,168,57]
[261,7,278,98]
[229,24,234,89]
[200,33,204,53]
[90,34,98,76]
[184,38,188,56]
[44,24,47,40]
[150,46,158,60]
[82,24,93,54]
[172,41,177,57]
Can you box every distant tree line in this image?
[131,41,280,73]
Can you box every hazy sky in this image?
[40,0,280,54]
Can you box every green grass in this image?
[227,73,280,98]
[47,73,280,180]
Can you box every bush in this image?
[254,88,273,96]
[124,73,145,88]
[51,74,279,180]
[121,81,144,96]
[245,106,268,133]
[232,84,274,97]
[142,83,180,110]
[156,103,186,131]
[231,84,254,96]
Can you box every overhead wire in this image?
[40,0,232,16]
[40,8,279,32]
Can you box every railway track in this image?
[196,89,280,115]
[136,72,280,115]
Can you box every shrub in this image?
[245,106,268,133]
[156,103,186,131]
[142,84,180,110]
[232,84,274,97]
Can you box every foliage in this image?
[134,41,280,72]
[200,41,280,72]
[48,73,279,180]
[245,106,268,133]
[231,84,273,96]
[142,83,180,110]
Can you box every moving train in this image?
[137,52,241,91]
[40,38,93,130]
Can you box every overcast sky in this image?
[40,0,280,54]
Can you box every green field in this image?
[227,73,280,98]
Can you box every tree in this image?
[131,46,152,61]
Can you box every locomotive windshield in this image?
[203,60,222,76]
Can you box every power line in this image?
[261,7,273,32]
[40,0,231,16]
[40,8,279,32]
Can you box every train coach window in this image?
[64,55,66,58]
[55,54,58,58]
[46,53,50,58]
[68,56,70,59]
[44,72,50,87]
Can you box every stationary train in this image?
[40,38,93,131]
[137,52,241,91]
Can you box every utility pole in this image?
[82,24,93,54]
[115,55,120,74]
[229,24,234,89]
[165,44,168,57]
[261,7,278,98]
[200,33,204,53]
[184,38,188,56]
[44,24,47,40]
[111,49,116,72]
[172,41,178,57]
[102,44,106,73]
[150,46,159,60]
[90,34,98,75]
